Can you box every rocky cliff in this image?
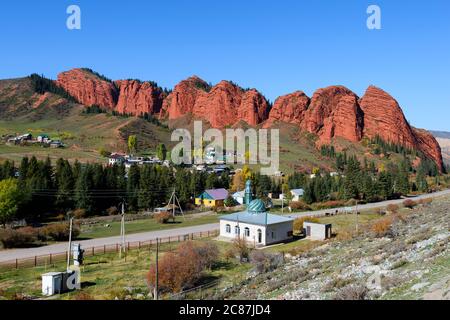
[54,68,443,170]
[56,68,118,109]
[115,80,166,115]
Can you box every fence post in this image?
[92,247,94,256]
[168,237,170,244]
[127,242,130,251]
[138,241,141,250]
[116,243,118,252]
[15,259,18,269]
[34,256,37,267]
[178,235,180,242]
[49,254,52,265]
[104,245,106,254]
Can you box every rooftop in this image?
[220,211,293,226]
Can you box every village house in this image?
[37,134,50,143]
[219,180,294,247]
[303,222,332,240]
[195,188,229,208]
[108,153,126,166]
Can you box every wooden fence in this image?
[0,229,219,271]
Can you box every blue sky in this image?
[0,0,449,131]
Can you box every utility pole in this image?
[355,200,359,234]
[154,238,159,300]
[66,217,73,271]
[119,202,126,259]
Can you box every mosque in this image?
[219,180,294,247]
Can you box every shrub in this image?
[293,216,320,234]
[371,217,393,237]
[403,199,417,209]
[147,241,219,293]
[106,206,119,216]
[334,284,368,300]
[154,211,173,224]
[40,222,80,241]
[289,201,310,211]
[386,204,399,213]
[72,209,86,219]
[0,227,37,248]
[249,251,284,274]
[312,200,346,210]
[232,236,251,262]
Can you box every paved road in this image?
[1,189,449,263]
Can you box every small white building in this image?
[108,154,126,166]
[303,222,332,240]
[290,189,304,201]
[219,199,294,247]
[232,190,245,205]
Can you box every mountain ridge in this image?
[0,68,444,171]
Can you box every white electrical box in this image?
[41,272,63,296]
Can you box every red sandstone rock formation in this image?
[115,80,165,115]
[56,68,118,109]
[160,77,270,128]
[54,68,443,170]
[412,128,444,171]
[303,86,364,144]
[265,91,310,126]
[359,86,417,148]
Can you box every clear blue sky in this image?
[0,0,449,131]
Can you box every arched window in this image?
[225,224,231,233]
[257,229,262,243]
[235,225,240,235]
[244,227,250,237]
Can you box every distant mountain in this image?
[431,131,450,166]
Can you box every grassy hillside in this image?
[0,77,173,163]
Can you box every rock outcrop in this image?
[265,91,310,126]
[412,128,444,171]
[115,80,165,115]
[359,86,417,148]
[54,68,443,170]
[303,86,364,144]
[56,68,118,109]
[161,77,271,128]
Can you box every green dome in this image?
[247,199,266,213]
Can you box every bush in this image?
[106,206,119,216]
[293,216,320,234]
[371,217,393,237]
[72,209,86,219]
[0,227,37,248]
[154,211,173,224]
[403,199,417,209]
[40,222,80,241]
[386,204,399,213]
[289,201,310,211]
[147,241,219,293]
[312,200,346,210]
[334,284,368,300]
[249,251,284,274]
[232,236,251,262]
